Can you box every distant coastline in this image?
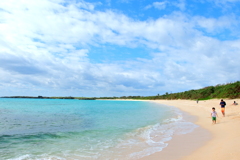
[1,96,96,100]
[2,81,239,100]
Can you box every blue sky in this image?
[0,0,240,97]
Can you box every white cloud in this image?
[0,0,240,96]
[145,0,186,11]
[193,16,238,33]
[174,0,186,11]
[213,0,240,3]
[145,1,168,10]
[153,2,168,10]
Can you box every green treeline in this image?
[99,81,240,100]
[116,81,240,100]
[2,81,239,100]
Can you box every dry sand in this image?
[140,98,240,160]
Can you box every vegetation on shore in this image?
[97,81,240,100]
[1,81,239,100]
[125,81,240,100]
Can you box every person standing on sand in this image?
[211,107,218,124]
[219,99,226,117]
[232,101,238,105]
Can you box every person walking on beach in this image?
[219,99,226,117]
[232,101,238,105]
[211,107,218,124]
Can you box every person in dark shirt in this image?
[232,101,238,105]
[219,99,226,117]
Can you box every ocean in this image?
[0,98,197,160]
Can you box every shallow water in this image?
[0,98,197,160]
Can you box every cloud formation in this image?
[145,1,168,10]
[0,0,239,97]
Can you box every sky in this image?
[0,0,240,97]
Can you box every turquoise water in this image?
[0,98,197,160]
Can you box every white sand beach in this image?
[141,99,240,160]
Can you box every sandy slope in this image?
[141,99,240,160]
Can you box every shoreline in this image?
[140,101,211,160]
[140,99,240,160]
